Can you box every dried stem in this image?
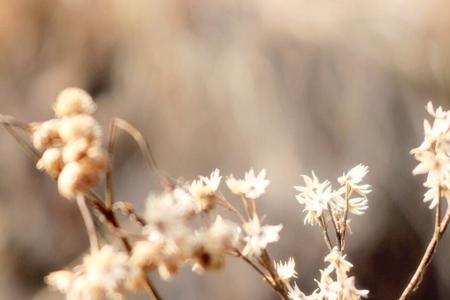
[327,202,342,250]
[0,119,40,163]
[341,183,350,250]
[76,194,99,252]
[241,196,251,219]
[216,193,246,223]
[319,215,333,250]
[109,118,175,190]
[260,250,289,300]
[399,197,450,300]
[231,249,275,288]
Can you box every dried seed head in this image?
[59,115,101,144]
[84,145,108,172]
[57,161,101,199]
[32,119,61,151]
[37,148,63,177]
[62,138,90,163]
[53,87,96,117]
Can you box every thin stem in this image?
[0,114,31,132]
[110,118,175,190]
[105,119,117,209]
[399,197,450,300]
[231,249,275,288]
[319,216,333,250]
[260,250,289,300]
[327,203,341,250]
[251,198,257,218]
[216,193,246,223]
[76,194,99,252]
[1,122,40,163]
[143,276,163,300]
[241,196,251,219]
[341,184,350,250]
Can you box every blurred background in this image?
[0,0,449,299]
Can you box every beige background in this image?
[0,0,450,299]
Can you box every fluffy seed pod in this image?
[53,88,96,117]
[62,138,90,163]
[36,148,64,177]
[57,161,101,199]
[32,119,61,151]
[59,115,101,144]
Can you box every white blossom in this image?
[242,216,282,257]
[338,164,371,196]
[275,257,297,281]
[226,168,270,199]
[295,172,333,225]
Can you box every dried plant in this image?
[1,89,449,300]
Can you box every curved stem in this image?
[399,202,450,300]
[76,194,99,252]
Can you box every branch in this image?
[399,201,450,300]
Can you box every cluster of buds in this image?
[411,102,450,209]
[33,88,107,199]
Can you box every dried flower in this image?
[226,168,270,199]
[337,164,371,196]
[242,216,282,257]
[189,169,221,212]
[275,257,297,281]
[295,172,332,225]
[411,101,450,209]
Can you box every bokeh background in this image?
[1,0,450,299]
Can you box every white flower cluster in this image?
[287,248,368,300]
[129,168,280,281]
[295,165,371,226]
[133,188,241,279]
[411,102,450,209]
[33,88,107,199]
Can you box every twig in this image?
[319,216,333,251]
[327,202,342,251]
[399,198,450,300]
[0,120,40,163]
[260,250,289,300]
[231,249,274,288]
[109,118,175,191]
